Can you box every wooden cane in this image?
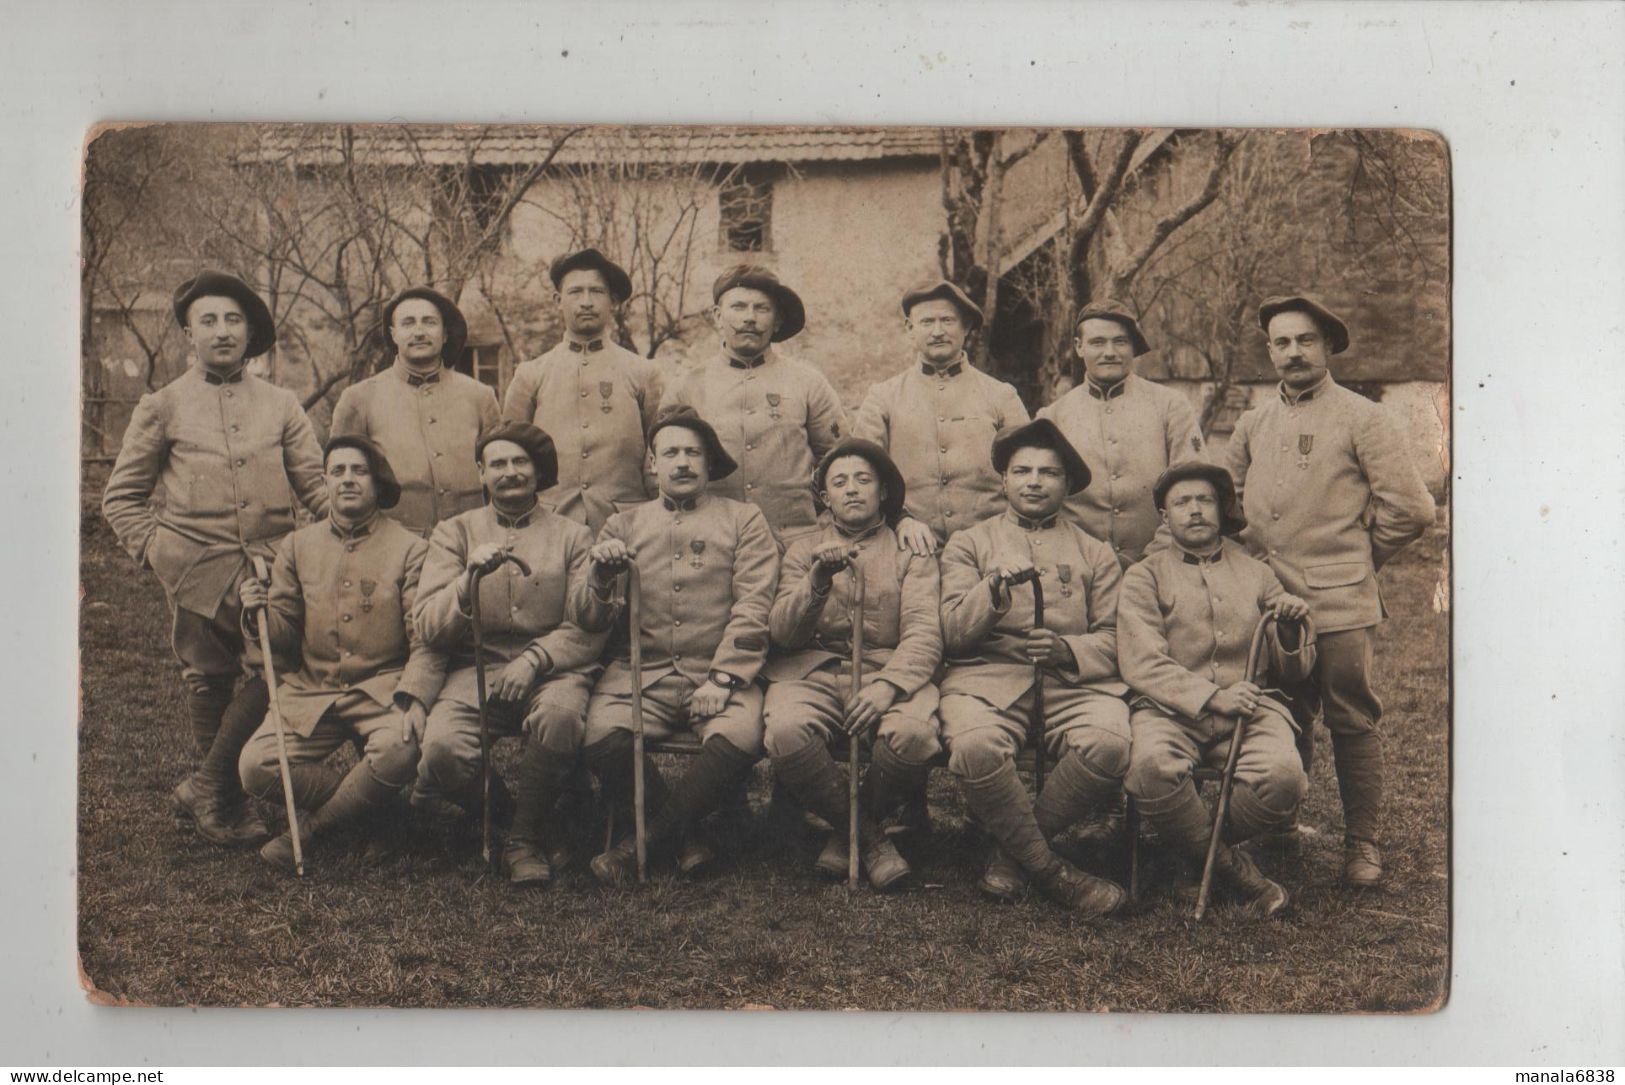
[1194,613,1274,921]
[467,549,532,869]
[627,562,647,884]
[846,554,865,891]
[249,556,304,878]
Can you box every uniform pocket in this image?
[1304,561,1370,589]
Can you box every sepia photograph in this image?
[77,121,1450,1013]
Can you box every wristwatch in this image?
[708,669,746,690]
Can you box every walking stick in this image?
[845,554,865,891]
[1005,567,1046,795]
[627,562,647,884]
[249,556,304,878]
[468,549,532,868]
[1194,612,1274,921]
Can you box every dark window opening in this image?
[719,171,773,253]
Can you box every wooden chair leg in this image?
[1126,793,1141,903]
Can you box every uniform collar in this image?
[395,359,443,387]
[200,364,246,386]
[1177,543,1224,565]
[328,511,377,540]
[920,353,965,378]
[832,518,884,542]
[725,347,772,371]
[492,498,541,528]
[567,338,605,354]
[661,493,701,512]
[1085,375,1128,401]
[1007,508,1061,532]
[1278,372,1330,405]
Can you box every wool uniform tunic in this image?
[411,503,606,795]
[853,357,1030,545]
[1224,375,1435,635]
[330,361,500,536]
[1036,374,1206,565]
[102,364,330,678]
[1118,540,1317,831]
[658,350,849,546]
[573,493,779,753]
[501,338,665,534]
[938,509,1130,781]
[762,521,944,764]
[237,514,443,798]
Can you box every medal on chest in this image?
[689,539,706,569]
[1055,563,1074,598]
[1297,433,1314,471]
[359,579,377,613]
[765,392,782,421]
[599,381,614,414]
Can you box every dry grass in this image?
[78,468,1449,1011]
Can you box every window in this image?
[462,344,505,392]
[719,170,773,252]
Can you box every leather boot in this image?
[863,740,931,838]
[962,761,1125,914]
[652,737,758,880]
[774,740,905,887]
[171,774,269,847]
[584,730,670,846]
[1033,750,1119,842]
[505,741,576,887]
[979,847,1027,901]
[1344,837,1383,888]
[185,677,272,845]
[259,760,402,871]
[1138,778,1287,917]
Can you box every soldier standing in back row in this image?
[854,279,1030,554]
[330,286,500,537]
[502,248,665,534]
[102,270,329,848]
[1037,300,1206,566]
[1225,294,1434,887]
[659,265,848,548]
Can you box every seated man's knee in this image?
[237,734,281,800]
[762,708,823,760]
[877,712,941,766]
[1067,724,1131,782]
[1125,744,1187,802]
[1249,756,1308,812]
[583,728,634,776]
[365,735,421,790]
[526,700,586,754]
[947,727,1009,779]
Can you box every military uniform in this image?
[238,512,445,862]
[854,359,1029,545]
[1224,372,1434,848]
[659,351,847,547]
[502,338,664,534]
[330,360,500,536]
[1037,373,1205,565]
[1119,539,1314,842]
[411,502,606,809]
[574,488,779,879]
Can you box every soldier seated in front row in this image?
[411,422,607,885]
[239,436,444,870]
[762,439,943,890]
[939,420,1130,916]
[575,407,780,884]
[1118,463,1314,917]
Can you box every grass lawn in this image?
[78,471,1449,1012]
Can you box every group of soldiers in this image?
[101,247,1436,918]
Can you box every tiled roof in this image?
[244,124,944,166]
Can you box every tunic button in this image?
[346,544,356,552]
[1111,473,1120,481]
[439,488,449,495]
[342,614,352,622]
[674,619,682,627]
[674,654,682,661]
[675,552,681,559]
[1272,513,1281,520]
[231,424,240,432]
[941,477,949,485]
[344,650,353,658]
[581,451,589,459]
[938,416,945,422]
[744,443,754,451]
[225,390,233,399]
[580,390,589,398]
[434,451,443,458]
[940,447,948,454]
[1105,407,1112,414]
[673,584,682,592]
[235,458,245,467]
[240,499,249,508]
[429,417,437,423]
[746,483,755,490]
[582,422,589,430]
[343,580,352,587]
[581,482,589,489]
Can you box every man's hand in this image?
[843,680,898,735]
[1272,594,1310,622]
[688,680,732,719]
[1209,681,1263,718]
[990,558,1038,607]
[589,538,633,584]
[896,517,937,558]
[239,575,269,615]
[810,542,854,590]
[1024,629,1075,670]
[460,543,514,603]
[490,654,540,702]
[397,696,428,744]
